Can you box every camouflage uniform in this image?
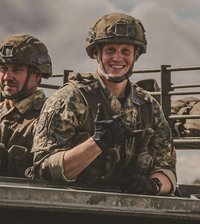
[0,33,52,177]
[31,72,176,191]
[0,89,46,177]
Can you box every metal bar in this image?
[172,84,200,89]
[169,115,200,119]
[133,65,200,74]
[173,138,200,150]
[167,66,200,72]
[168,90,200,95]
[64,70,73,84]
[133,68,161,73]
[49,66,200,79]
[51,73,63,77]
[173,139,200,143]
[161,65,171,121]
[39,83,60,89]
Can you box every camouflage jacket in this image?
[0,89,46,177]
[31,72,176,190]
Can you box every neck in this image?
[101,75,128,98]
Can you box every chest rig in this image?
[66,72,155,183]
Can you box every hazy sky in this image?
[1,0,200,184]
[1,0,200,82]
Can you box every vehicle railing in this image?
[39,65,200,150]
[133,65,200,150]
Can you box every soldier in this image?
[0,33,52,177]
[29,13,176,195]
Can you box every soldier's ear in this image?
[134,48,139,61]
[31,72,42,84]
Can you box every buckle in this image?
[107,20,135,37]
[0,44,16,58]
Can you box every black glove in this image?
[120,175,162,195]
[92,103,132,152]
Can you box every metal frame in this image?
[39,65,200,149]
[133,65,200,149]
[0,65,199,223]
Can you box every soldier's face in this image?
[0,64,40,96]
[100,43,135,77]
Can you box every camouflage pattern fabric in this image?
[0,89,46,177]
[136,79,200,137]
[31,73,176,190]
[171,96,200,137]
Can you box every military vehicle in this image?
[0,65,200,224]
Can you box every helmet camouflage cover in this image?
[86,12,147,60]
[0,33,52,78]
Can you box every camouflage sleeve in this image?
[148,100,177,191]
[31,83,87,180]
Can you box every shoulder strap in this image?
[66,72,116,134]
[130,83,154,129]
[140,103,154,129]
[67,72,99,92]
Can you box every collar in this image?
[1,89,46,115]
[16,89,46,114]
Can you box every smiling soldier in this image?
[29,13,176,196]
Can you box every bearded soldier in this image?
[0,33,52,177]
[29,13,176,195]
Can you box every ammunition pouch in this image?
[7,145,32,177]
[0,143,8,176]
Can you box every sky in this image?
[1,0,200,80]
[1,0,200,184]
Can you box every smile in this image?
[110,65,125,69]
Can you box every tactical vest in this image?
[65,72,155,185]
[67,71,154,130]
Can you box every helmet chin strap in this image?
[98,63,134,84]
[107,71,133,83]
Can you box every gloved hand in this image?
[120,174,162,195]
[92,103,132,152]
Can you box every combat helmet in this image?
[0,33,52,78]
[86,12,147,60]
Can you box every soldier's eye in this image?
[0,66,8,73]
[106,48,115,54]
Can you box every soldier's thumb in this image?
[95,103,104,121]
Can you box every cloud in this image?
[0,0,53,33]
[0,0,121,87]
[1,0,200,76]
[130,1,200,84]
